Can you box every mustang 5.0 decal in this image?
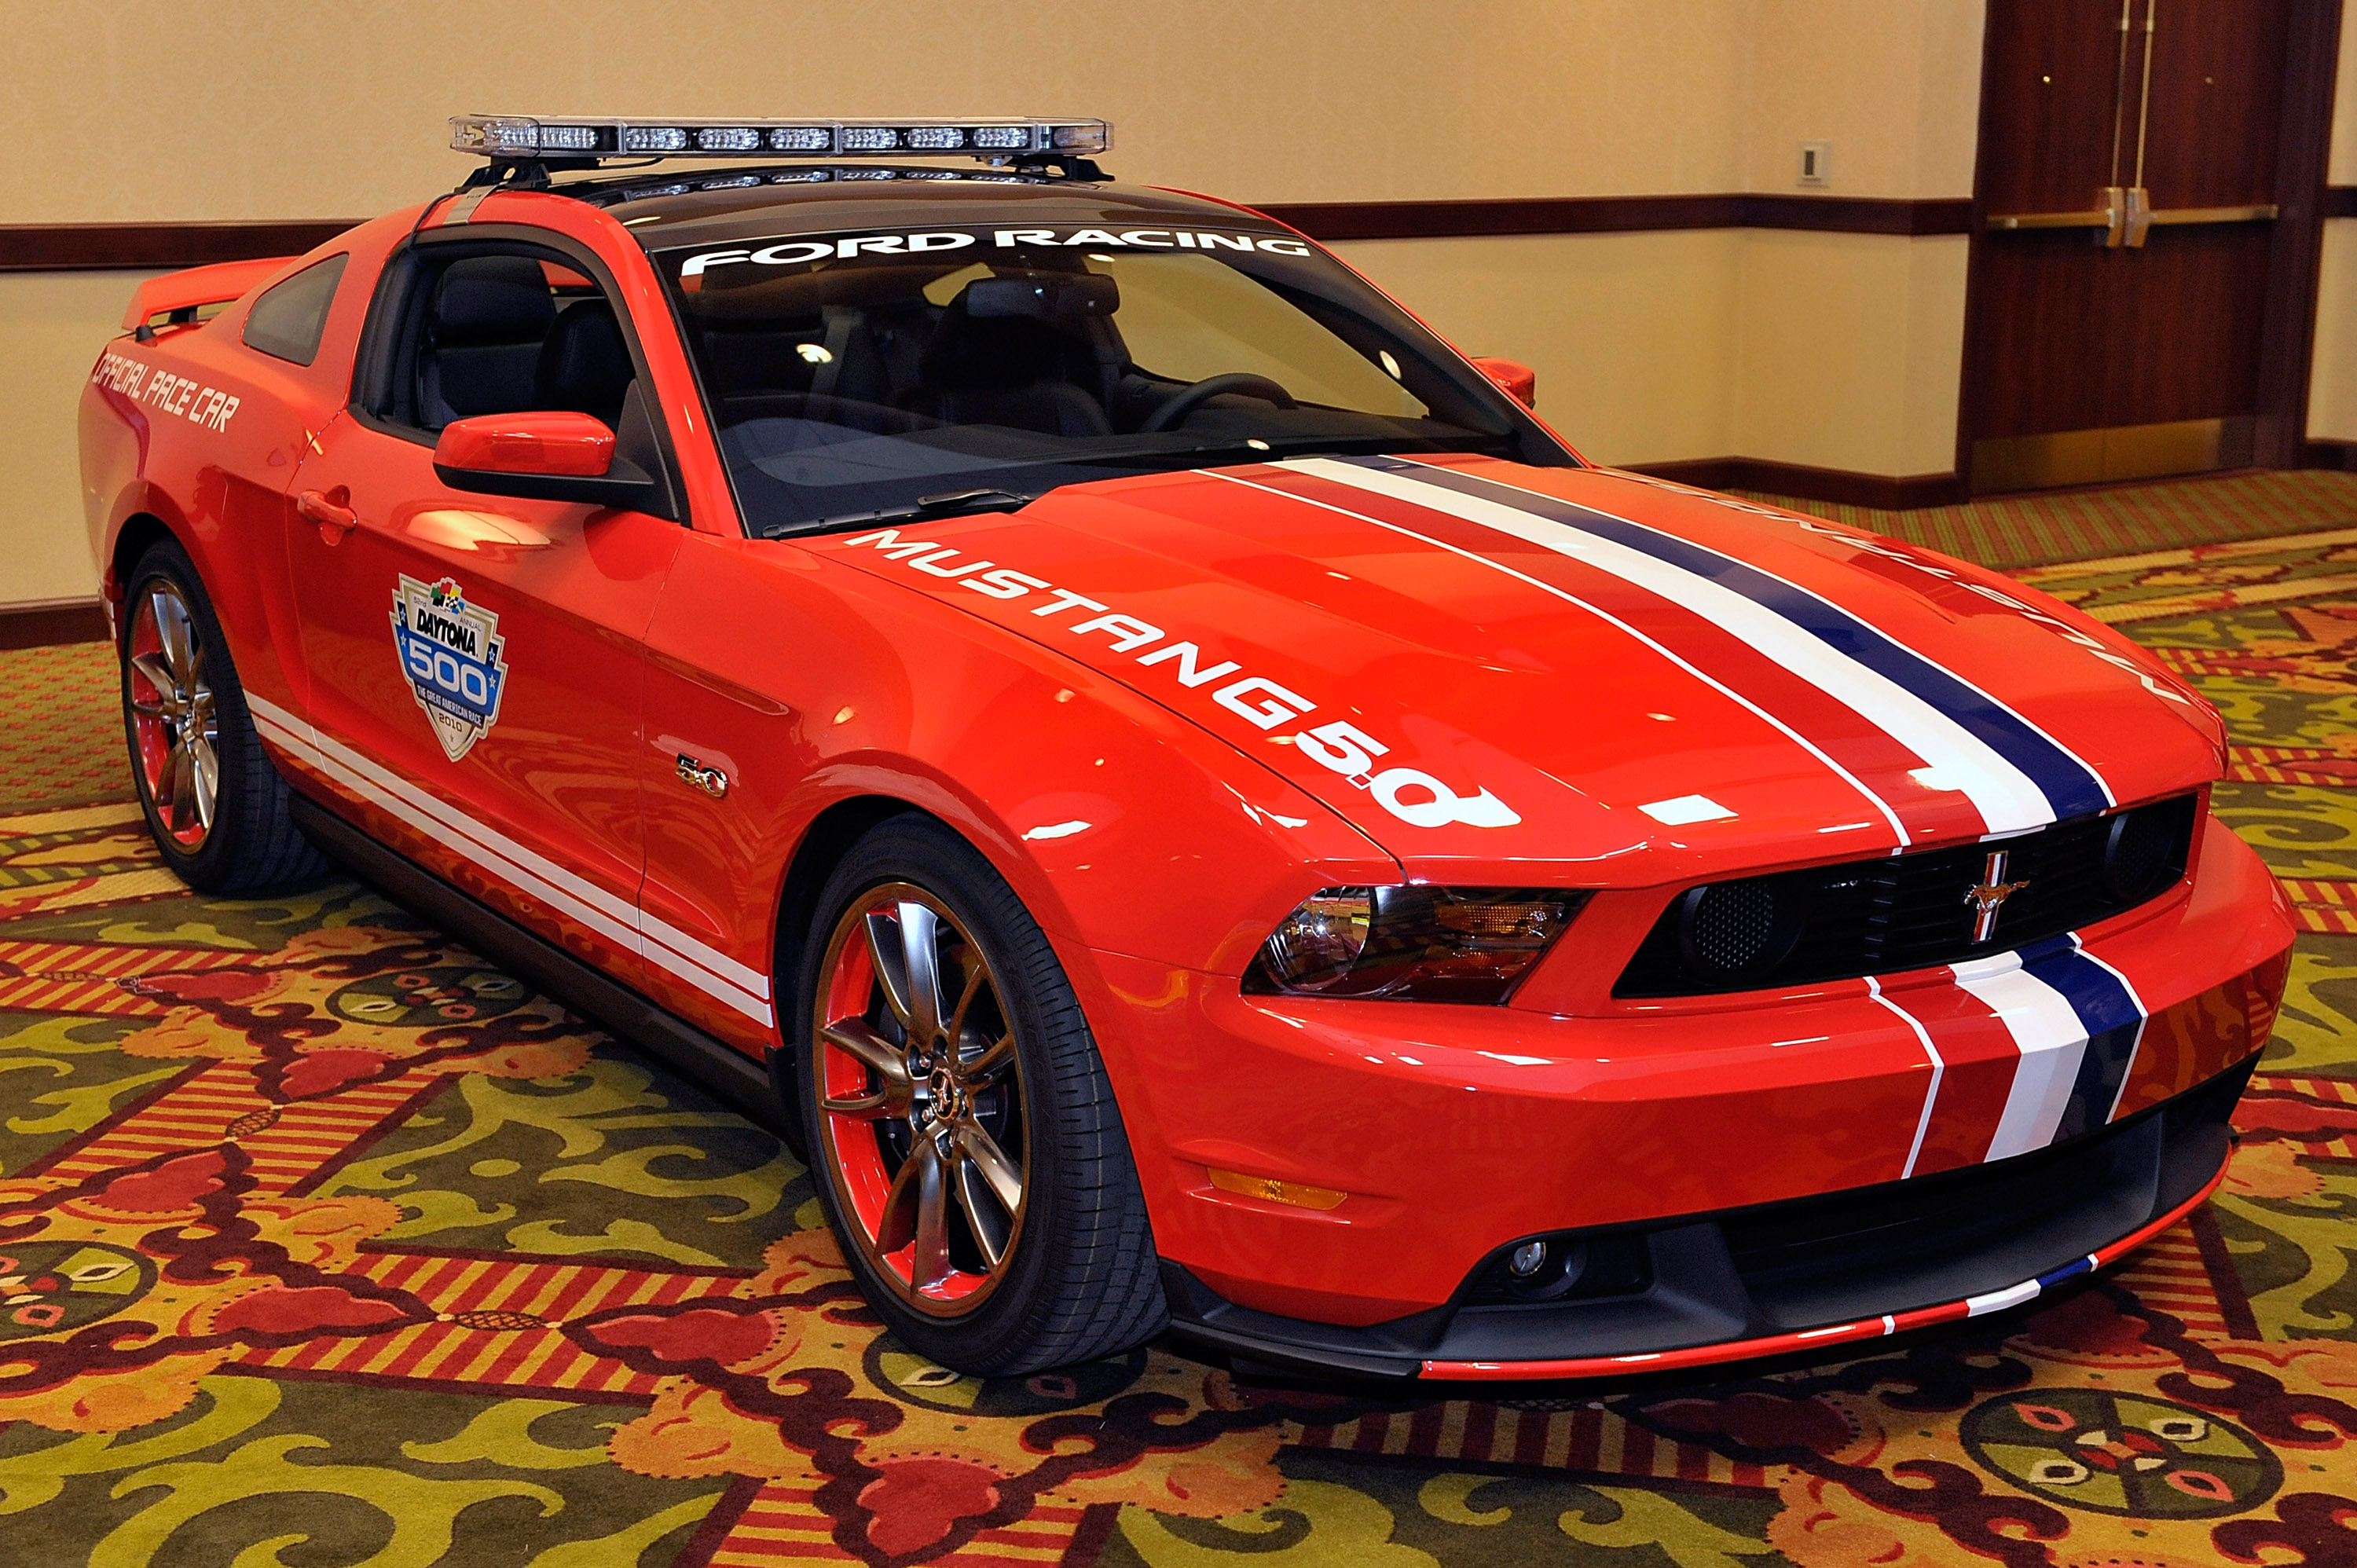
[390,575,508,762]
[839,527,1518,830]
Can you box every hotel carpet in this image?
[3,496,2355,1566]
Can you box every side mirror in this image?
[1470,357,1537,409]
[433,411,656,510]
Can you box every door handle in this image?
[297,486,357,544]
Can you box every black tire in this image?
[797,814,1166,1375]
[119,538,326,894]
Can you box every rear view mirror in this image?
[433,411,657,510]
[1470,357,1537,409]
[960,273,1120,323]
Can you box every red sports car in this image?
[80,115,2293,1381]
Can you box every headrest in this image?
[431,257,556,346]
[919,273,1113,390]
[534,300,634,425]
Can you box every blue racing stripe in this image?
[2023,943,2146,1141]
[1354,456,2113,822]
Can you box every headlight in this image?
[1244,885,1587,1003]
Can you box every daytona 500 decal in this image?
[391,576,508,762]
[839,527,1519,830]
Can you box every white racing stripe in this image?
[1288,458,2061,834]
[1204,470,1912,844]
[1952,951,2087,1160]
[247,694,774,1028]
[1867,976,1944,1179]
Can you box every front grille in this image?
[1615,793,2198,997]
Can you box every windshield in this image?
[651,222,1559,537]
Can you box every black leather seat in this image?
[904,288,1112,437]
[421,258,555,424]
[534,301,636,428]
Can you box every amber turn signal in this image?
[1207,1167,1348,1211]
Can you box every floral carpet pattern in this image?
[3,523,2356,1565]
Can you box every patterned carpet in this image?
[4,515,2355,1566]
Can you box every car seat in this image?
[420,258,555,426]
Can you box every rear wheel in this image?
[798,815,1165,1375]
[120,539,324,893]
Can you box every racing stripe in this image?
[1245,463,1990,846]
[245,693,775,1028]
[1201,468,1918,845]
[2037,940,2147,1135]
[1292,456,2114,833]
[1874,980,2024,1174]
[1954,946,2091,1159]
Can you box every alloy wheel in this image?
[812,885,1029,1315]
[126,580,218,849]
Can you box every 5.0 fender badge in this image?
[676,753,729,799]
[391,575,508,763]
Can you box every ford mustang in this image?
[79,115,2293,1380]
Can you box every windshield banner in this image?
[674,226,1313,279]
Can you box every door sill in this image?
[287,791,800,1145]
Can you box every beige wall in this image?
[0,0,1991,606]
[1339,229,1967,478]
[0,0,1985,219]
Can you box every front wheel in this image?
[120,538,324,893]
[797,815,1165,1375]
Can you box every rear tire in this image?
[119,538,326,894]
[797,814,1166,1375]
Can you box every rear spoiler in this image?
[120,256,295,333]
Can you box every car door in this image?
[284,234,684,982]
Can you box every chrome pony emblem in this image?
[1964,849,2030,943]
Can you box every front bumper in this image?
[1160,1054,2248,1380]
[1085,811,2290,1355]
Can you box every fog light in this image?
[1508,1240,1548,1277]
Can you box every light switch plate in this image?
[1798,141,1832,186]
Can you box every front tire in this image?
[797,815,1165,1375]
[120,538,325,894]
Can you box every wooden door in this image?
[1959,0,2339,493]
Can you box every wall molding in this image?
[1623,457,1967,511]
[1261,194,1974,241]
[2325,186,2357,219]
[0,598,107,650]
[0,222,360,272]
[0,196,1974,270]
[2302,438,2357,470]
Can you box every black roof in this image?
[552,165,1281,253]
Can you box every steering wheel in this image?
[1138,372,1297,434]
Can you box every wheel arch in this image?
[110,511,179,614]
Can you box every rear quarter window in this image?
[241,254,350,366]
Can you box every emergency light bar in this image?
[449,115,1111,163]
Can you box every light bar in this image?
[449,115,1112,163]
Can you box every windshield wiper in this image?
[761,488,1036,540]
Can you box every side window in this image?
[390,251,636,436]
[241,254,350,366]
[357,241,676,518]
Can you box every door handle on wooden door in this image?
[296,486,357,544]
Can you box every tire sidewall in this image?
[120,539,261,889]
[797,819,1080,1365]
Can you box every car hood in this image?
[817,454,2224,883]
